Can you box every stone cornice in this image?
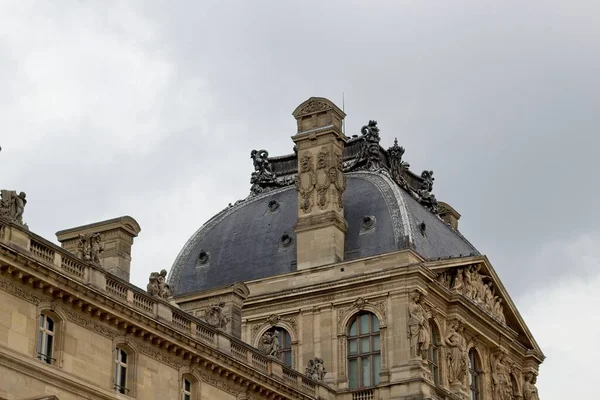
[0,220,334,400]
[0,344,118,400]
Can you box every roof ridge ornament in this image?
[387,137,410,190]
[416,170,439,213]
[249,149,292,196]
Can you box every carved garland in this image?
[315,148,331,210]
[296,152,316,214]
[297,100,332,116]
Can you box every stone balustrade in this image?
[0,217,335,399]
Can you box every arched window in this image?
[37,312,55,364]
[347,312,381,389]
[427,321,440,386]
[114,346,129,394]
[264,327,293,367]
[468,349,481,400]
[181,373,199,400]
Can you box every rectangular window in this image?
[182,377,192,400]
[37,314,55,365]
[349,359,358,389]
[114,348,128,394]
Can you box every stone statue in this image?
[361,120,383,170]
[439,266,507,324]
[259,330,281,357]
[147,272,160,297]
[77,232,103,264]
[407,291,431,360]
[523,373,540,400]
[250,149,279,195]
[387,138,410,188]
[491,352,512,400]
[147,269,171,300]
[270,331,280,356]
[417,170,438,213]
[445,321,467,384]
[204,301,230,329]
[78,233,92,261]
[305,357,326,381]
[0,190,27,226]
[91,233,103,264]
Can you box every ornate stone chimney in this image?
[56,216,141,282]
[437,201,461,230]
[291,97,347,270]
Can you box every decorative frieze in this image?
[437,265,507,324]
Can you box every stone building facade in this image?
[0,97,543,400]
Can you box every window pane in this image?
[184,378,191,391]
[372,316,380,332]
[361,357,371,387]
[360,314,370,334]
[46,317,54,332]
[360,337,370,353]
[349,320,357,336]
[349,359,358,389]
[120,349,127,364]
[349,339,358,355]
[119,365,127,389]
[37,332,44,359]
[184,395,191,400]
[373,335,380,351]
[283,351,292,367]
[39,315,44,328]
[373,354,381,385]
[45,334,53,363]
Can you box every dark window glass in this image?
[347,312,381,389]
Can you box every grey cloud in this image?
[1,0,599,315]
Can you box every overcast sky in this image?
[1,1,598,398]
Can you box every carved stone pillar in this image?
[292,97,348,270]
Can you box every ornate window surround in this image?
[428,318,443,387]
[178,367,201,400]
[253,322,297,370]
[35,302,67,368]
[112,336,139,398]
[337,301,387,386]
[467,346,484,400]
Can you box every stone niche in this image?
[55,216,141,282]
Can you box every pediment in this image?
[431,257,544,360]
[292,97,345,118]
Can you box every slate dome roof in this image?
[168,126,479,297]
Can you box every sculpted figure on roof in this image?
[204,301,230,329]
[388,138,410,188]
[147,269,171,300]
[250,149,278,195]
[77,232,103,264]
[0,190,27,226]
[305,357,326,381]
[417,170,438,213]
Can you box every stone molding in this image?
[0,244,329,400]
